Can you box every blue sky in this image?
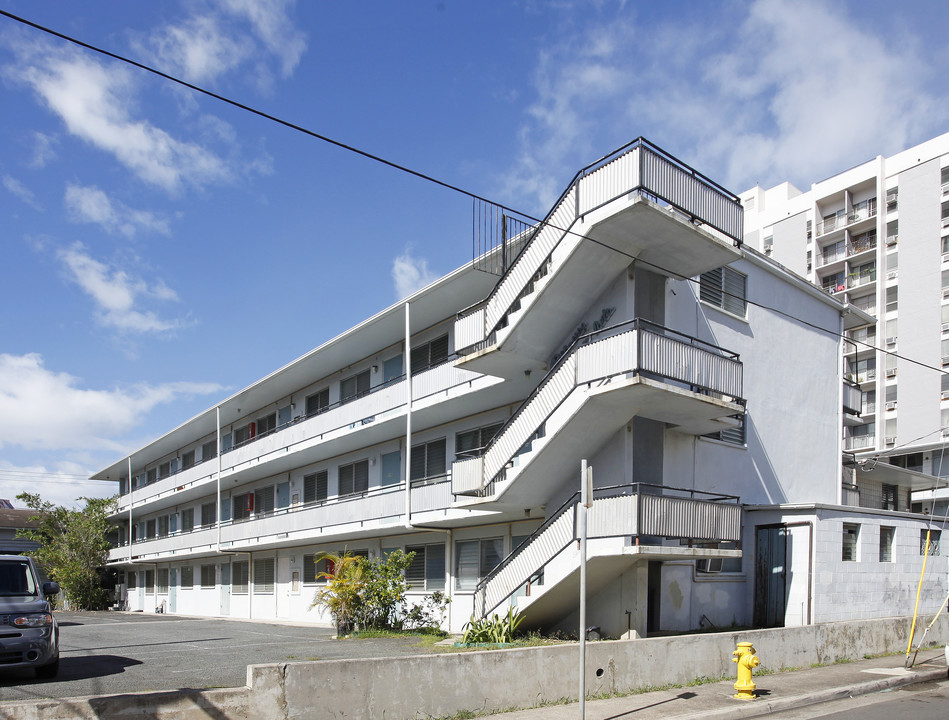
[1,0,948,508]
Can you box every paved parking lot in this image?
[0,611,437,702]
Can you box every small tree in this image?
[358,549,414,630]
[16,492,116,610]
[310,551,365,635]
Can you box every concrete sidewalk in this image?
[478,652,948,720]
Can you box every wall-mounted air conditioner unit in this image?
[885,401,897,411]
[942,390,949,400]
[886,337,897,345]
[886,368,898,377]
[942,322,949,332]
[885,436,896,445]
[886,236,898,246]
[942,217,949,228]
[887,271,898,280]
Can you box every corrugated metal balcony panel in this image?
[455,307,486,350]
[577,148,641,216]
[482,355,577,483]
[410,479,452,513]
[485,192,577,334]
[638,332,743,398]
[451,455,484,495]
[480,509,576,615]
[587,494,640,537]
[636,495,741,541]
[412,362,482,401]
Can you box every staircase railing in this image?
[472,483,741,618]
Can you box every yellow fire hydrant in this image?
[732,641,760,700]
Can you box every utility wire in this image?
[1,8,944,379]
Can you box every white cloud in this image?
[0,462,116,510]
[392,251,439,299]
[0,353,223,452]
[2,174,40,209]
[7,42,231,192]
[30,131,57,168]
[506,0,948,205]
[139,0,305,86]
[56,243,185,334]
[65,184,170,237]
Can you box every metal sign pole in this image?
[579,459,589,720]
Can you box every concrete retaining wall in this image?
[0,616,944,719]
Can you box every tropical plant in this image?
[403,590,451,633]
[310,551,365,634]
[461,607,524,644]
[358,549,414,630]
[16,492,116,610]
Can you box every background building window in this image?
[405,544,446,591]
[306,388,329,416]
[842,523,859,561]
[410,334,449,373]
[180,566,194,589]
[410,439,446,482]
[200,564,216,588]
[232,561,249,594]
[921,529,941,556]
[338,460,369,497]
[456,424,504,460]
[340,370,370,403]
[304,470,328,503]
[254,558,275,594]
[879,526,895,563]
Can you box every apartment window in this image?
[885,287,898,314]
[456,423,504,460]
[201,502,216,528]
[127,572,137,590]
[842,523,859,561]
[921,529,941,556]
[157,569,169,593]
[255,486,275,516]
[303,554,335,584]
[144,569,154,590]
[146,519,156,539]
[180,565,194,589]
[181,508,194,533]
[232,561,249,594]
[202,440,217,463]
[380,451,401,487]
[157,515,169,537]
[233,493,254,521]
[304,470,328,503]
[181,450,195,470]
[199,564,215,588]
[338,460,369,497]
[254,558,275,594]
[306,388,329,417]
[410,439,447,482]
[882,484,897,511]
[405,544,446,591]
[700,266,747,317]
[340,370,370,404]
[147,468,157,485]
[879,527,895,563]
[455,537,503,591]
[383,354,403,384]
[704,412,746,446]
[234,423,255,446]
[256,412,277,437]
[158,461,170,479]
[410,334,450,373]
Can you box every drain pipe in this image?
[404,301,413,526]
[127,456,133,564]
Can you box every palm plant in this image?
[310,551,365,635]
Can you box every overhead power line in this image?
[1,9,944,379]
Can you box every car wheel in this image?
[35,658,59,679]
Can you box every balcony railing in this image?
[843,379,863,416]
[456,139,743,355]
[453,319,743,497]
[844,434,874,450]
[848,271,876,289]
[471,484,741,618]
[816,200,877,237]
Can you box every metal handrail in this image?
[472,482,740,616]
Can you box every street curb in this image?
[682,666,948,720]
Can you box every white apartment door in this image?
[276,556,291,618]
[169,569,177,613]
[220,563,231,616]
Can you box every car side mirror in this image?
[42,582,60,596]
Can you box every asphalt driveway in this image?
[0,611,438,702]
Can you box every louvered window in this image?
[232,561,248,593]
[304,470,328,503]
[405,544,446,590]
[254,558,275,593]
[700,266,747,317]
[410,334,450,373]
[340,371,370,403]
[339,460,369,497]
[306,388,330,416]
[255,486,275,515]
[704,412,746,446]
[410,439,447,481]
[455,423,504,459]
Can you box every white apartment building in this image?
[743,132,949,520]
[95,139,947,636]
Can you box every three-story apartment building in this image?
[95,139,947,636]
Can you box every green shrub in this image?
[461,607,524,644]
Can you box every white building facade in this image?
[96,139,947,636]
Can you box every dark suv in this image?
[0,556,59,678]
